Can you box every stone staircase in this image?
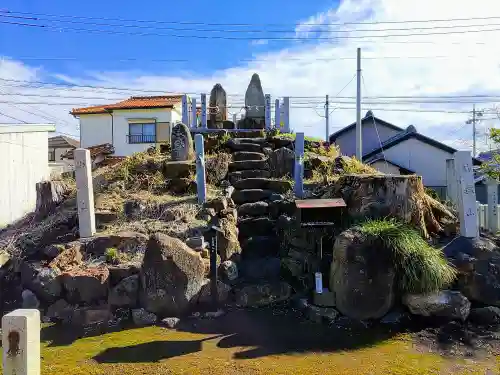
[223,137,295,283]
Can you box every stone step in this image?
[233,151,267,162]
[228,170,271,185]
[233,178,292,193]
[232,189,273,205]
[237,201,269,217]
[230,137,268,145]
[238,217,276,238]
[226,139,262,153]
[229,160,268,172]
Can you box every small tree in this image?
[480,128,500,179]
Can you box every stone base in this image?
[313,289,336,307]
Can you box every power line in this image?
[4,13,500,34]
[8,54,496,63]
[4,9,500,27]
[4,19,500,40]
[4,78,500,101]
[0,110,27,123]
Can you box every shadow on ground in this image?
[93,336,222,363]
[90,305,409,363]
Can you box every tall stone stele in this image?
[244,73,265,129]
[209,83,227,128]
[171,122,194,161]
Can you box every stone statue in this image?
[244,73,265,128]
[171,123,194,161]
[209,83,227,128]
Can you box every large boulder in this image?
[20,262,62,302]
[139,233,205,317]
[48,243,83,272]
[268,148,294,178]
[456,252,500,307]
[205,153,231,185]
[197,279,231,305]
[206,217,241,262]
[108,274,139,307]
[238,202,269,217]
[85,232,148,257]
[468,306,500,325]
[61,266,109,304]
[403,291,470,321]
[329,228,396,320]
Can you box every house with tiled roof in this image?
[330,111,482,199]
[70,95,184,156]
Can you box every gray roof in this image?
[48,135,80,149]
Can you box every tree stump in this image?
[320,174,455,238]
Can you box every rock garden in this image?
[0,124,499,373]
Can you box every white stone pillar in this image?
[2,309,40,375]
[74,148,96,238]
[454,151,478,238]
[487,178,499,233]
[446,158,458,208]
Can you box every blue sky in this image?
[0,0,338,77]
[1,0,500,150]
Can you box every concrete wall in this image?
[334,120,402,157]
[380,137,453,187]
[0,125,55,228]
[78,109,173,156]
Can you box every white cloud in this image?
[2,0,500,150]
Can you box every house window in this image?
[128,123,156,144]
[48,149,55,161]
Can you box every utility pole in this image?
[473,104,476,157]
[356,48,362,160]
[325,94,329,142]
[466,104,483,157]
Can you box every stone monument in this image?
[244,73,265,128]
[209,83,227,128]
[171,123,194,161]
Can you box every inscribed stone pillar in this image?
[209,83,227,128]
[2,309,41,375]
[74,148,96,238]
[244,73,265,128]
[171,123,195,161]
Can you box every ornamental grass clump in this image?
[358,219,457,294]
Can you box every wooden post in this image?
[283,97,290,132]
[2,309,40,375]
[487,178,499,233]
[200,93,207,128]
[454,151,478,238]
[294,132,304,198]
[74,148,96,238]
[274,99,280,130]
[195,134,206,204]
[265,94,271,130]
[181,94,188,124]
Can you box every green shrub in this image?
[105,247,119,264]
[357,219,456,294]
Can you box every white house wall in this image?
[79,109,173,157]
[381,138,452,186]
[80,114,113,148]
[0,130,51,227]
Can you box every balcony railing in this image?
[127,134,156,144]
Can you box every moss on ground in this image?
[2,323,497,375]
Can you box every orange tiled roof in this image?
[70,95,183,115]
